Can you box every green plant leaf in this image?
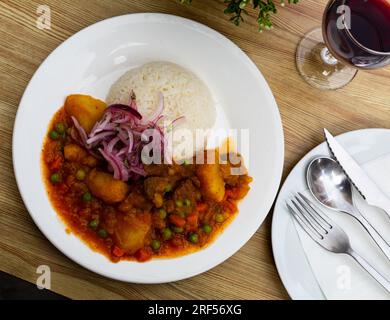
[179,0,300,32]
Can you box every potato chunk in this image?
[64,144,97,167]
[86,169,129,204]
[65,94,107,133]
[114,213,151,254]
[64,144,88,162]
[196,163,225,202]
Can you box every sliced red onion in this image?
[108,104,142,120]
[99,147,122,180]
[127,129,134,154]
[116,147,128,157]
[90,113,112,137]
[112,115,132,124]
[170,116,186,129]
[130,165,146,176]
[117,128,128,144]
[71,116,89,147]
[142,92,164,124]
[69,92,186,182]
[86,131,115,145]
[107,137,121,154]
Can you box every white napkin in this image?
[295,153,390,300]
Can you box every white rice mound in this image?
[107,61,216,134]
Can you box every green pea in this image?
[76,169,86,181]
[173,227,184,234]
[151,240,161,251]
[82,192,92,202]
[215,214,225,223]
[98,229,108,238]
[175,200,183,208]
[55,123,65,134]
[50,173,61,184]
[158,208,167,219]
[49,130,59,140]
[89,219,99,230]
[188,233,199,244]
[202,224,213,234]
[162,228,172,240]
[164,185,172,193]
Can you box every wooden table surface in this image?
[0,0,389,300]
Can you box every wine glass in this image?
[296,0,390,90]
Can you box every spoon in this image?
[307,156,390,261]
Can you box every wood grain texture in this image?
[0,0,389,300]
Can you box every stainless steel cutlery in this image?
[324,129,390,218]
[307,156,390,261]
[286,129,390,295]
[287,192,390,293]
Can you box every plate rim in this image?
[271,128,390,300]
[12,13,285,283]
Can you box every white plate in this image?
[272,128,390,299]
[13,14,284,283]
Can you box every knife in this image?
[324,128,390,218]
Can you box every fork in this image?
[287,192,390,294]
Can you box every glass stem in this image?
[320,47,338,66]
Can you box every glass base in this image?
[296,28,358,90]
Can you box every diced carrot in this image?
[113,246,124,258]
[225,188,242,201]
[135,248,152,262]
[187,213,198,226]
[225,189,234,198]
[50,156,63,171]
[196,203,208,212]
[224,200,237,213]
[66,175,76,187]
[235,185,250,200]
[169,215,186,228]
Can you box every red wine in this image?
[323,0,390,69]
